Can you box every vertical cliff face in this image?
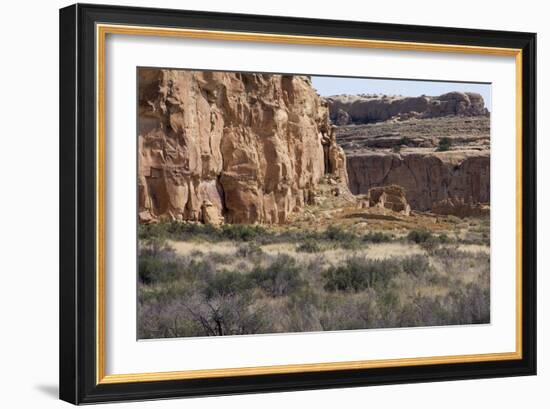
[346,151,490,211]
[138,69,347,224]
[333,111,490,214]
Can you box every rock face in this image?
[367,185,411,215]
[327,92,489,125]
[138,69,347,224]
[432,198,490,218]
[346,150,490,211]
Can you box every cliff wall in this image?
[138,69,347,224]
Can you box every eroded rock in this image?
[346,150,490,211]
[367,185,411,215]
[327,92,489,124]
[138,69,348,224]
[432,197,490,218]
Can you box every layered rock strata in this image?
[346,150,490,212]
[327,92,489,125]
[138,69,348,224]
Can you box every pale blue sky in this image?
[311,76,492,111]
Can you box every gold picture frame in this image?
[60,4,536,404]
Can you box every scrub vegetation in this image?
[138,222,490,338]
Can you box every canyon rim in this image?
[137,68,491,339]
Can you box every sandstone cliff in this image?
[327,92,489,125]
[346,150,489,211]
[138,69,347,224]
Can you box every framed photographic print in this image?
[59,3,536,404]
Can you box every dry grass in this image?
[138,218,490,339]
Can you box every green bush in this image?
[323,225,356,243]
[407,229,434,244]
[410,233,451,253]
[138,241,178,284]
[363,231,394,243]
[341,239,363,251]
[398,136,412,146]
[419,237,440,253]
[203,271,252,299]
[250,254,306,297]
[221,224,267,242]
[236,242,264,258]
[323,257,401,292]
[436,137,452,152]
[401,255,431,277]
[296,240,323,253]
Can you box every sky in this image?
[311,76,492,111]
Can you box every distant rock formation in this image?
[326,92,489,125]
[367,185,411,216]
[346,150,490,211]
[138,69,348,224]
[432,197,490,218]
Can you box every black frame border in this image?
[59,3,536,404]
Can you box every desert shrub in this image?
[203,270,252,299]
[392,145,401,153]
[363,231,394,243]
[296,239,323,253]
[398,136,412,146]
[407,229,434,244]
[221,224,267,242]
[341,239,363,251]
[138,242,180,284]
[401,255,431,277]
[138,299,204,338]
[303,255,327,282]
[282,287,324,332]
[323,257,401,292]
[140,222,276,243]
[138,223,169,241]
[375,289,401,327]
[207,252,234,264]
[431,246,467,260]
[236,242,264,258]
[184,259,216,281]
[458,231,487,245]
[138,255,172,285]
[398,294,450,327]
[419,237,440,253]
[323,225,356,243]
[165,221,219,241]
[432,248,489,275]
[190,249,204,258]
[190,292,271,336]
[445,282,490,324]
[437,137,452,152]
[250,254,306,297]
[138,291,272,338]
[424,271,451,287]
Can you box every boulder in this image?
[335,108,352,125]
[201,200,223,226]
